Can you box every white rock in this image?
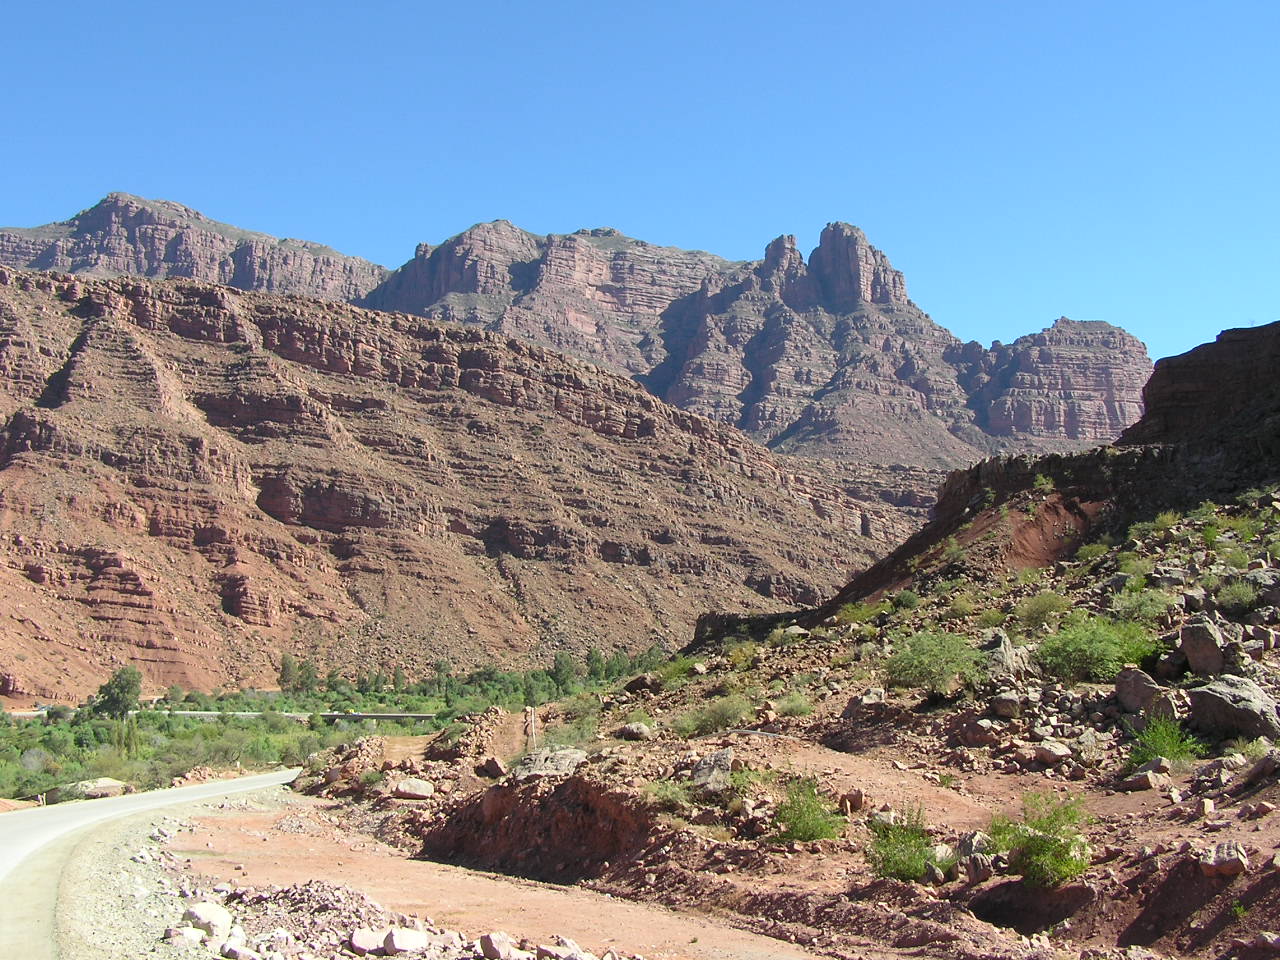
[183,901,233,940]
[383,927,430,954]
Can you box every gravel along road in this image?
[0,768,298,959]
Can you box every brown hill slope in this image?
[0,194,388,301]
[0,269,903,702]
[811,319,1280,613]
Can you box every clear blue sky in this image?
[4,1,1277,362]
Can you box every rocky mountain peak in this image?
[807,221,909,310]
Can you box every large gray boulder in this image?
[511,748,588,780]
[1188,676,1280,740]
[1181,618,1225,676]
[1115,667,1163,713]
[690,748,734,797]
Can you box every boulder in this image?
[1201,840,1250,877]
[1145,688,1189,723]
[690,748,734,796]
[164,927,205,946]
[623,673,662,694]
[1119,769,1171,792]
[983,629,1038,683]
[392,777,436,800]
[1182,619,1226,676]
[989,691,1022,719]
[183,902,233,940]
[1035,741,1074,766]
[512,749,588,780]
[384,927,430,955]
[1115,667,1163,714]
[479,756,507,778]
[481,931,519,960]
[616,722,654,741]
[1188,676,1280,740]
[348,928,385,955]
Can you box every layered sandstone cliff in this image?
[0,194,388,301]
[365,221,1152,467]
[0,269,905,701]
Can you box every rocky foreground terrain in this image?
[2,195,1153,479]
[0,268,911,702]
[206,319,1280,960]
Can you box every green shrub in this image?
[1075,542,1109,563]
[1110,589,1176,624]
[867,805,932,880]
[836,601,890,625]
[359,768,384,786]
[1014,591,1070,629]
[885,631,983,695]
[726,641,759,671]
[1203,524,1221,550]
[1216,580,1260,617]
[657,656,694,684]
[1015,567,1044,586]
[947,595,976,620]
[892,589,921,611]
[776,692,813,717]
[943,537,964,563]
[775,777,844,841]
[977,608,1007,629]
[671,694,751,738]
[1154,510,1182,533]
[645,778,692,811]
[1116,553,1154,578]
[1033,474,1055,493]
[989,792,1090,888]
[1127,520,1157,541]
[1222,548,1251,571]
[1035,616,1157,683]
[1224,515,1262,542]
[1128,717,1205,773]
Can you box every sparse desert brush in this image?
[989,792,1090,888]
[885,630,983,695]
[657,655,695,683]
[892,589,921,611]
[645,778,692,811]
[947,595,976,619]
[1128,717,1205,773]
[836,600,889,625]
[775,691,813,717]
[1216,580,1260,617]
[1222,547,1252,571]
[775,777,844,841]
[671,694,751,738]
[1014,591,1070,629]
[976,607,1007,629]
[1035,615,1157,683]
[1032,474,1055,493]
[1074,542,1109,563]
[1153,510,1182,533]
[1223,515,1263,541]
[1110,589,1176,624]
[866,805,933,880]
[725,641,759,670]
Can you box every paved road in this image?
[0,768,297,957]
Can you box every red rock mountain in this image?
[0,193,388,302]
[362,221,1153,467]
[0,269,906,701]
[3,197,1152,474]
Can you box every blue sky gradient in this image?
[4,1,1277,361]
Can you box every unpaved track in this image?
[181,794,820,960]
[0,769,297,959]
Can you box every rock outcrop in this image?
[0,194,388,302]
[366,221,1152,467]
[0,269,902,701]
[3,197,1153,479]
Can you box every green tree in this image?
[550,651,579,693]
[91,667,141,720]
[586,648,606,682]
[278,653,298,692]
[296,659,318,694]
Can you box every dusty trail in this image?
[176,793,820,960]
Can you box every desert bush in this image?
[1033,474,1055,493]
[1153,510,1182,533]
[775,777,844,841]
[1222,548,1252,571]
[885,631,983,695]
[1075,542,1109,563]
[1014,591,1070,630]
[947,595,976,619]
[1224,515,1262,542]
[1216,580,1260,617]
[359,768,384,786]
[943,537,964,563]
[977,608,1007,629]
[671,694,751,738]
[1015,567,1044,586]
[892,589,921,611]
[645,778,692,811]
[1116,553,1154,578]
[989,792,1090,888]
[867,805,932,880]
[1110,589,1176,624]
[1226,737,1271,761]
[836,601,889,625]
[1202,524,1221,549]
[657,655,694,684]
[726,641,759,671]
[1035,616,1157,683]
[1128,717,1205,773]
[775,692,813,717]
